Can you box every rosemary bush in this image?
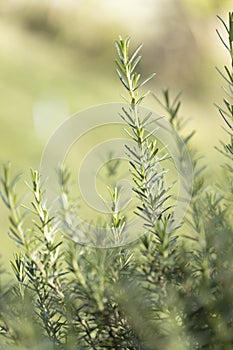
[0,12,233,350]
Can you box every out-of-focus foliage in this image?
[180,0,230,15]
[0,0,229,170]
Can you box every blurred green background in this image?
[0,0,231,274]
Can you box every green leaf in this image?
[229,12,233,42]
[116,69,130,90]
[224,66,233,83]
[128,43,143,65]
[130,55,142,72]
[135,73,156,90]
[115,41,124,62]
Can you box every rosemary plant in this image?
[216,12,233,160]
[115,35,178,261]
[0,11,233,350]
